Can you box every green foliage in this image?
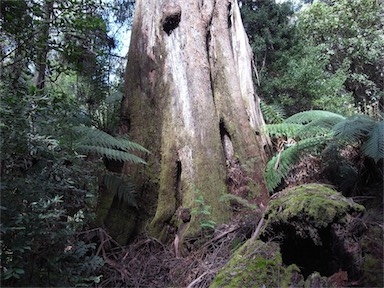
[262,184,365,244]
[265,135,331,192]
[263,44,351,115]
[260,101,285,124]
[211,240,303,288]
[102,174,137,207]
[192,190,216,236]
[264,109,383,192]
[362,122,384,163]
[1,153,104,286]
[0,0,143,286]
[298,0,383,109]
[73,126,148,164]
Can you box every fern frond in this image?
[260,101,286,124]
[73,126,149,163]
[78,145,147,164]
[103,174,137,207]
[117,136,151,153]
[73,126,149,153]
[264,123,303,138]
[362,121,384,163]
[285,110,345,125]
[296,115,343,138]
[265,135,331,192]
[332,115,375,143]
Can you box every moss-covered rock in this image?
[361,225,383,287]
[262,183,365,245]
[210,240,304,288]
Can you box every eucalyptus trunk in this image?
[118,0,270,244]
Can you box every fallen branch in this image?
[250,216,265,242]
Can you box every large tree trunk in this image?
[118,0,270,244]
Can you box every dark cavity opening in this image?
[175,160,182,208]
[277,225,358,280]
[219,120,234,161]
[227,2,232,28]
[162,9,181,36]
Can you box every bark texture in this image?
[119,0,270,243]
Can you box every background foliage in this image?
[0,0,138,286]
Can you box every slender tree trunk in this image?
[118,0,270,244]
[35,0,53,91]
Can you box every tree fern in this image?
[362,121,384,163]
[73,126,149,164]
[332,115,375,143]
[285,110,345,125]
[103,174,137,207]
[260,101,285,124]
[265,135,331,192]
[264,123,303,138]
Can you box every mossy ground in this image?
[262,183,365,244]
[210,240,304,288]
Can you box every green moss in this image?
[103,204,137,245]
[361,225,383,287]
[95,184,116,226]
[210,240,304,288]
[263,184,364,244]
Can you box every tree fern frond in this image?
[332,115,375,143]
[260,101,286,124]
[296,116,343,138]
[285,110,345,125]
[362,121,384,163]
[74,126,122,148]
[116,136,151,153]
[264,123,303,138]
[78,145,147,164]
[103,174,137,207]
[265,135,331,192]
[73,126,149,164]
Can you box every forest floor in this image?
[92,155,383,288]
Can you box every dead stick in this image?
[187,271,210,288]
[250,216,265,242]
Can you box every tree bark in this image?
[119,0,270,243]
[35,0,53,91]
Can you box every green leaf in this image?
[362,121,384,163]
[285,110,345,125]
[332,115,375,143]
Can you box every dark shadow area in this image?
[162,9,181,35]
[277,224,359,280]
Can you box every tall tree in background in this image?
[299,0,384,112]
[240,0,295,88]
[118,0,270,243]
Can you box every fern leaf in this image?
[362,121,384,163]
[78,145,147,164]
[103,174,137,207]
[73,126,149,153]
[332,115,375,143]
[265,135,331,192]
[117,136,151,153]
[264,123,303,138]
[260,101,286,124]
[285,110,345,125]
